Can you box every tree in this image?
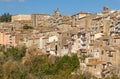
[23,24,33,29]
[0,47,107,79]
[1,60,26,79]
[23,54,80,79]
[4,46,26,61]
[0,13,12,22]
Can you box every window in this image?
[10,42,12,44]
[103,64,106,69]
[91,49,93,53]
[64,45,68,49]
[82,44,86,46]
[114,39,116,43]
[101,50,104,55]
[55,45,57,51]
[9,35,12,38]
[106,40,110,45]
[93,65,96,69]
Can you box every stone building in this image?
[12,14,32,26]
[71,12,91,27]
[31,14,52,27]
[54,8,60,18]
[0,28,17,47]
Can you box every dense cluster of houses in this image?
[0,6,120,78]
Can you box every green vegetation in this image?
[0,47,119,79]
[23,25,33,29]
[0,13,12,22]
[105,74,120,79]
[4,46,26,61]
[24,55,80,79]
[0,46,81,79]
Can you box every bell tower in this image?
[103,6,109,13]
[54,8,60,18]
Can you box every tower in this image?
[54,8,60,18]
[103,6,109,13]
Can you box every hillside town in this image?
[0,6,120,78]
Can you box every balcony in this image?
[80,49,87,53]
